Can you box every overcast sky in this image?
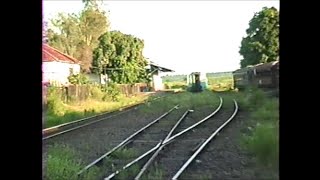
[43,0,279,74]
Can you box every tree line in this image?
[44,0,279,82]
[44,0,149,84]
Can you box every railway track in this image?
[43,93,241,180]
[172,99,238,180]
[94,97,238,180]
[70,97,224,179]
[156,99,238,179]
[42,95,164,140]
[77,104,181,176]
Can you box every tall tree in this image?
[47,13,82,57]
[76,4,109,72]
[93,31,149,84]
[239,7,279,68]
[46,0,109,73]
[82,0,100,8]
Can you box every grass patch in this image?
[138,91,220,115]
[251,99,279,122]
[216,87,279,171]
[141,163,165,180]
[164,81,187,90]
[236,88,279,170]
[208,76,234,92]
[217,87,269,111]
[44,94,149,128]
[45,144,100,180]
[110,147,138,160]
[242,122,279,168]
[115,164,141,180]
[45,144,135,180]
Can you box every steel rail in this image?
[134,96,223,179]
[77,105,179,176]
[42,96,164,140]
[134,109,194,180]
[104,138,178,180]
[171,99,239,180]
[104,141,162,180]
[162,96,223,146]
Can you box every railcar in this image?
[233,61,279,91]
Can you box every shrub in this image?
[101,82,121,102]
[89,86,105,100]
[47,87,66,116]
[242,122,279,168]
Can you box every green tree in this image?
[93,31,149,84]
[47,13,81,57]
[82,0,99,7]
[76,4,109,72]
[47,0,109,73]
[239,7,279,68]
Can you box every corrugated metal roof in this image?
[149,61,174,72]
[254,61,279,72]
[42,44,79,64]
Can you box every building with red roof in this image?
[42,44,80,86]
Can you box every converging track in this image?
[104,98,238,180]
[43,93,244,180]
[94,97,231,180]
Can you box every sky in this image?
[43,0,279,75]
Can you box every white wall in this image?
[42,61,80,85]
[152,71,164,91]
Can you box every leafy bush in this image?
[89,85,105,100]
[68,73,89,85]
[101,82,121,102]
[47,87,66,116]
[242,123,279,168]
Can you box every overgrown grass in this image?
[44,86,150,128]
[235,87,279,170]
[242,122,279,168]
[164,81,187,90]
[217,87,278,170]
[208,76,234,92]
[115,164,141,180]
[45,145,142,180]
[138,90,220,115]
[110,147,138,160]
[45,87,278,178]
[107,148,141,179]
[45,144,100,180]
[217,87,269,111]
[142,163,165,180]
[251,99,279,122]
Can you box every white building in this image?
[42,44,80,86]
[147,61,174,91]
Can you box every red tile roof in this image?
[42,44,79,64]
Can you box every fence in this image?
[116,83,149,96]
[43,83,150,104]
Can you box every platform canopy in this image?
[146,61,174,73]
